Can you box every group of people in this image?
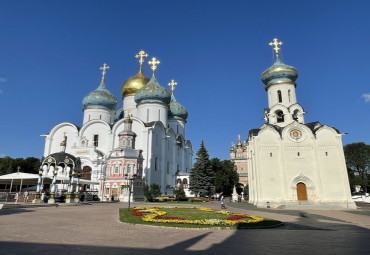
[14,191,29,203]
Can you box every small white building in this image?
[247,39,356,209]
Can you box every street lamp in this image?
[124,173,137,211]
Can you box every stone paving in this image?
[0,201,369,255]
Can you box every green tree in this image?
[143,183,161,202]
[174,186,186,201]
[211,158,238,196]
[189,141,214,197]
[0,156,41,175]
[344,142,370,193]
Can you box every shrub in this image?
[174,186,187,201]
[144,183,161,202]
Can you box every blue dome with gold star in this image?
[134,75,171,104]
[169,94,188,120]
[83,80,118,111]
[261,57,298,87]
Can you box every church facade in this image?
[230,135,248,187]
[247,39,355,209]
[42,51,193,201]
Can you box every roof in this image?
[248,121,341,139]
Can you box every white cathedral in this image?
[247,39,356,209]
[42,51,193,201]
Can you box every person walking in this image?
[221,195,226,209]
[24,191,29,203]
[14,192,19,204]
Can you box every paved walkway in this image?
[0,202,369,254]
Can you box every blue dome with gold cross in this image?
[169,94,188,120]
[261,38,298,88]
[261,57,298,87]
[134,57,171,105]
[83,63,118,111]
[83,80,118,111]
[134,75,171,104]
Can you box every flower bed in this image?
[131,207,264,226]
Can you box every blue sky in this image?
[0,0,369,160]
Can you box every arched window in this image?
[277,90,282,103]
[177,178,182,186]
[275,110,284,123]
[293,109,299,121]
[288,90,291,102]
[183,178,188,188]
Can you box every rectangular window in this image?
[155,158,158,171]
[114,166,119,174]
[94,135,99,147]
[147,109,149,122]
[127,164,131,173]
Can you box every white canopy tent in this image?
[0,172,99,191]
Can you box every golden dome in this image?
[230,143,236,153]
[121,68,150,98]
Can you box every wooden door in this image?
[297,183,308,201]
[112,188,118,201]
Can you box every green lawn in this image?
[119,207,282,229]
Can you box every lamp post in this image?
[124,173,137,211]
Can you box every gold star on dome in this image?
[135,50,148,67]
[99,63,110,82]
[168,79,178,95]
[269,38,283,57]
[148,57,160,75]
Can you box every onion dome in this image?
[121,68,150,98]
[230,143,236,153]
[261,38,298,87]
[83,64,118,111]
[83,80,118,111]
[134,75,171,104]
[169,94,188,120]
[237,137,243,149]
[121,50,150,98]
[261,57,298,87]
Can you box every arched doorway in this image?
[297,182,308,201]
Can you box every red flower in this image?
[227,215,248,221]
[131,209,144,217]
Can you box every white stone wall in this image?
[83,108,114,125]
[137,102,169,127]
[248,122,355,209]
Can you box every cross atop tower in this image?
[168,79,178,95]
[99,63,110,82]
[148,57,160,75]
[135,50,148,67]
[269,38,283,57]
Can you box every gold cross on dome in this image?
[168,79,178,95]
[269,38,283,56]
[135,50,148,66]
[148,57,160,74]
[99,63,110,82]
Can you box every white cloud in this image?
[0,77,6,83]
[362,93,370,103]
[0,153,6,157]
